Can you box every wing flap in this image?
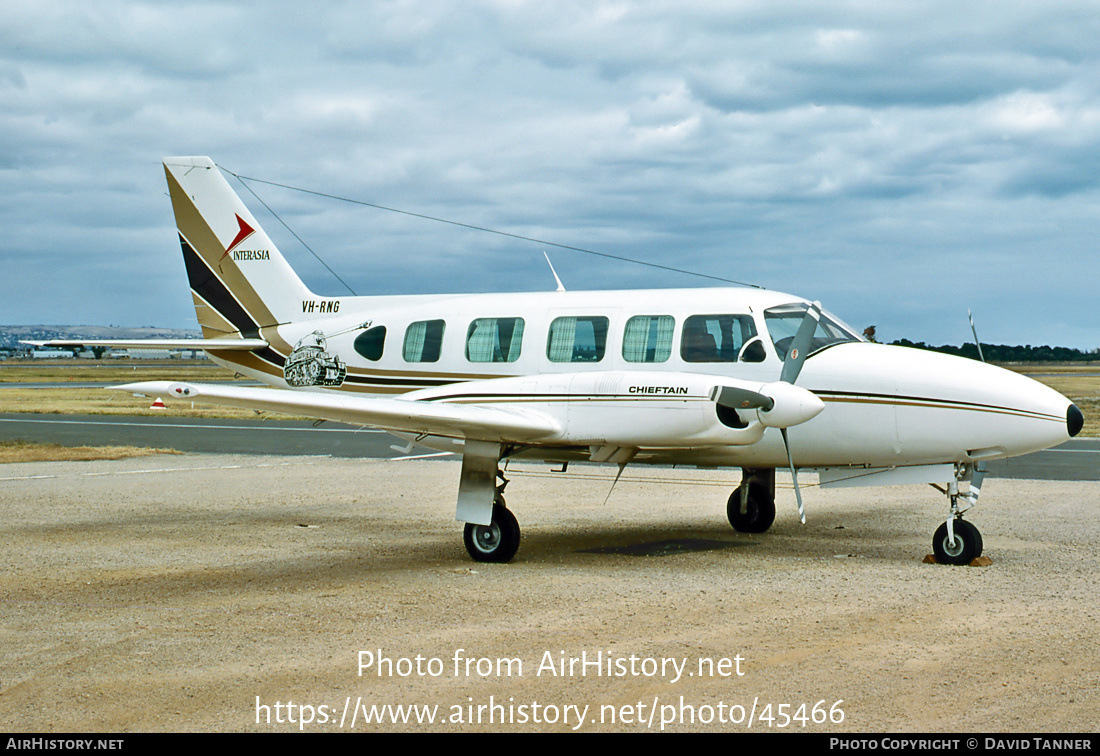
[113,381,560,442]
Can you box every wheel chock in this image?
[923,554,993,566]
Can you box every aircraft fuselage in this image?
[202,286,1076,472]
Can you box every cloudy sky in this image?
[3,1,1099,349]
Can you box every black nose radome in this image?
[1068,404,1084,438]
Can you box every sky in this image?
[2,1,1099,349]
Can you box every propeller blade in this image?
[776,302,821,524]
[781,427,805,523]
[968,309,985,363]
[779,301,822,384]
[709,385,774,412]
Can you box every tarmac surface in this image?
[1,451,1098,733]
[2,412,1098,478]
[0,412,400,459]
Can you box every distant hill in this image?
[0,325,202,351]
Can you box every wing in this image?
[113,381,561,442]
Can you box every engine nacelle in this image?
[407,371,774,448]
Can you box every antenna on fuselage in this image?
[543,251,566,292]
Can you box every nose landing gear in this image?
[931,463,986,565]
[932,519,983,565]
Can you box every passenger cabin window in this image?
[353,325,387,362]
[622,315,674,363]
[681,315,758,363]
[466,317,525,363]
[547,316,608,362]
[403,319,445,363]
[764,304,860,360]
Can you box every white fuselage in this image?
[206,286,1074,471]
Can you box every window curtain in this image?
[467,319,498,362]
[624,315,672,362]
[404,321,427,362]
[548,317,577,362]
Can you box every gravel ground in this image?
[1,454,1097,733]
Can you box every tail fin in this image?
[163,157,315,337]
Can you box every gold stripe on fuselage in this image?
[816,392,1062,423]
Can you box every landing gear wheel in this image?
[932,519,983,565]
[727,483,776,533]
[463,503,521,563]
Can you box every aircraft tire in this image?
[727,483,776,533]
[463,503,521,563]
[932,519,983,565]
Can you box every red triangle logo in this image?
[219,214,256,260]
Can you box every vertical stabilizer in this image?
[164,157,315,336]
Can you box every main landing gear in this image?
[930,463,985,566]
[462,472,521,563]
[727,468,776,534]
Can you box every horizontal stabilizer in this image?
[22,338,269,351]
[111,381,561,443]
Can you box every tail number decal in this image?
[302,300,341,314]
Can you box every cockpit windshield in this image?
[764,303,862,360]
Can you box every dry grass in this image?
[0,359,279,418]
[0,359,244,383]
[1008,363,1100,437]
[0,440,181,463]
[1067,397,1099,437]
[0,386,279,418]
[1010,362,1100,374]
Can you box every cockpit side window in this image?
[353,326,387,362]
[763,304,860,360]
[681,315,758,363]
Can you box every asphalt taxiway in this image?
[0,412,1097,479]
[0,412,402,458]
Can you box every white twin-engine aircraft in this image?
[43,157,1084,564]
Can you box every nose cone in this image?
[801,343,1078,463]
[1068,403,1084,437]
